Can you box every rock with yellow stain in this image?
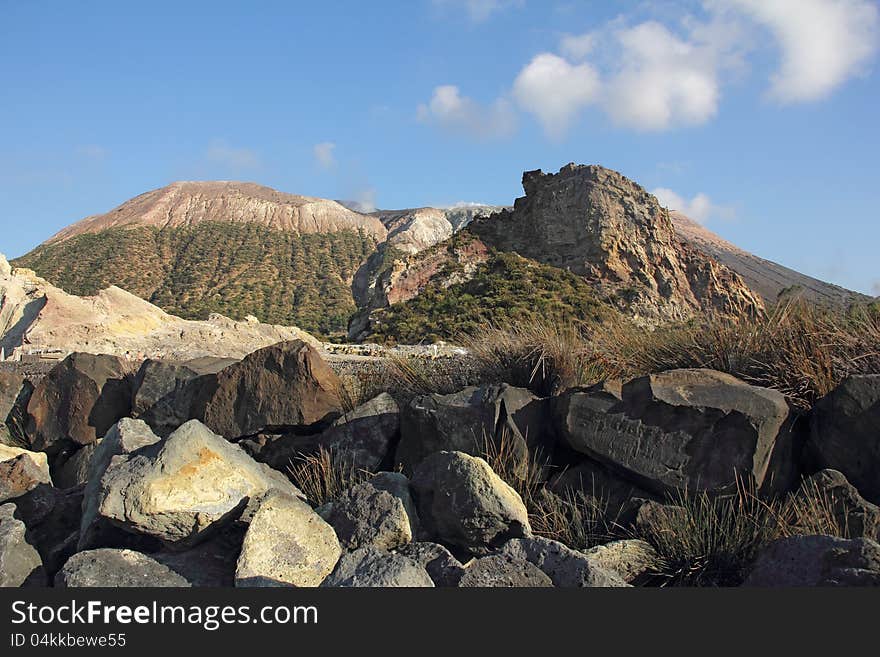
[95,420,302,548]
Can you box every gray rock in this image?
[369,471,421,538]
[411,451,531,554]
[79,418,162,550]
[501,537,630,587]
[584,539,661,584]
[95,420,302,548]
[458,554,553,587]
[25,353,133,455]
[235,492,341,587]
[55,549,191,587]
[324,482,412,551]
[795,470,880,539]
[131,359,201,418]
[744,535,880,586]
[149,525,245,587]
[397,384,546,474]
[0,452,51,503]
[550,458,652,522]
[555,369,793,496]
[53,442,100,489]
[0,503,45,586]
[317,393,399,472]
[12,484,83,577]
[0,372,31,446]
[396,542,466,586]
[321,547,434,587]
[807,375,880,503]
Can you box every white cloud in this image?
[512,53,600,138]
[313,142,336,170]
[348,188,377,213]
[205,139,260,170]
[716,0,879,102]
[559,32,597,61]
[604,21,723,131]
[417,85,517,139]
[872,280,880,296]
[434,0,522,23]
[652,187,734,224]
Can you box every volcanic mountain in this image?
[15,182,387,337]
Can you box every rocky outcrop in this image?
[383,208,454,255]
[411,451,531,554]
[93,420,301,548]
[0,257,318,362]
[555,369,794,495]
[46,181,388,243]
[55,548,190,587]
[744,535,880,586]
[807,375,880,503]
[468,164,764,323]
[235,492,341,587]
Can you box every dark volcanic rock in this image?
[807,375,880,503]
[468,163,763,323]
[0,372,31,446]
[142,340,343,439]
[555,369,794,495]
[396,542,466,587]
[794,470,880,539]
[397,384,546,474]
[323,482,412,551]
[744,535,880,587]
[56,548,191,587]
[457,554,553,587]
[317,393,399,472]
[411,451,531,554]
[321,547,434,587]
[500,537,629,587]
[0,503,45,586]
[12,483,84,577]
[25,353,133,455]
[53,442,100,489]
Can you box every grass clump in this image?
[287,446,372,508]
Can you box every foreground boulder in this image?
[396,542,467,587]
[79,419,162,550]
[458,554,553,587]
[555,369,793,495]
[794,470,880,539]
[56,549,191,587]
[13,484,83,577]
[95,420,302,547]
[744,535,880,586]
[500,537,629,587]
[411,451,531,554]
[0,503,45,586]
[317,393,399,472]
[397,384,546,474]
[235,493,341,587]
[321,547,434,587]
[0,445,51,502]
[143,341,342,439]
[324,482,412,551]
[25,353,133,455]
[807,375,880,503]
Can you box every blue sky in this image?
[1,0,878,295]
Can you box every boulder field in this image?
[1,340,878,587]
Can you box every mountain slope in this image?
[48,181,387,242]
[670,211,869,307]
[14,182,386,337]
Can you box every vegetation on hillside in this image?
[366,250,617,344]
[14,223,377,337]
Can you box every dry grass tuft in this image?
[287,446,372,507]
